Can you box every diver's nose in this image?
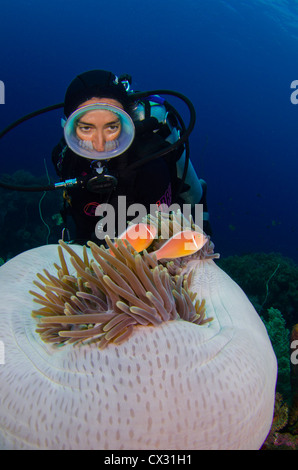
[92,131,105,152]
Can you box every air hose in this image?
[0,89,195,192]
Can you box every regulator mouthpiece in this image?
[63,103,135,160]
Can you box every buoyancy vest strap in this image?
[144,100,151,119]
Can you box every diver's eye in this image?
[107,125,120,133]
[105,122,121,136]
[77,125,92,133]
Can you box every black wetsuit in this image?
[52,128,183,244]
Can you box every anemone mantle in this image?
[0,243,277,450]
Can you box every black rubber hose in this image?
[0,103,64,192]
[125,89,196,171]
[0,103,64,139]
[0,89,195,190]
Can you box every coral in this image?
[259,263,280,314]
[288,394,298,435]
[0,170,63,259]
[217,252,298,405]
[262,392,298,450]
[52,213,64,226]
[289,324,298,434]
[271,392,289,432]
[290,324,298,393]
[262,308,291,399]
[217,252,298,328]
[265,432,298,450]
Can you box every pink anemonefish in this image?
[118,223,157,252]
[154,230,208,260]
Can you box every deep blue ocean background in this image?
[0,0,298,263]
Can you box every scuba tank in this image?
[131,97,203,206]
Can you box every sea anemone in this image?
[30,212,213,349]
[0,210,277,450]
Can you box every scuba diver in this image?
[51,69,211,244]
[0,68,211,246]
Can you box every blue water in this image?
[0,0,298,262]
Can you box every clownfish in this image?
[118,223,157,252]
[154,230,208,260]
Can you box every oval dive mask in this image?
[63,103,135,160]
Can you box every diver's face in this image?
[75,98,123,152]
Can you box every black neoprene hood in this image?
[64,69,130,117]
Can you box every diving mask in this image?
[63,103,135,160]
